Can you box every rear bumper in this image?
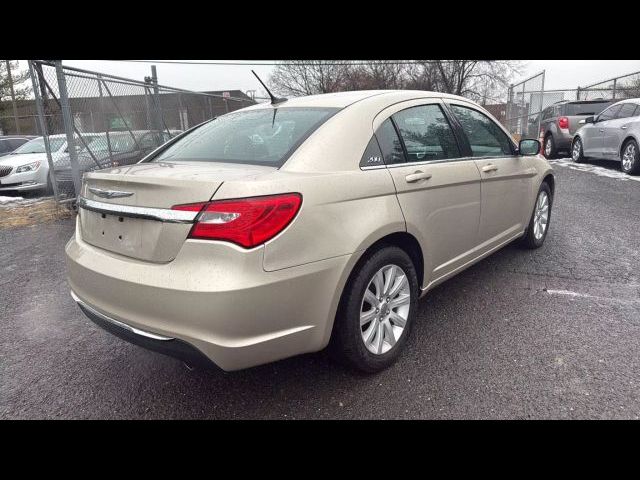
[72,290,219,369]
[66,218,356,371]
[554,133,574,151]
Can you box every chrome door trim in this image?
[70,290,174,341]
[77,197,198,224]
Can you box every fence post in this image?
[151,65,164,141]
[612,78,617,99]
[29,61,60,201]
[537,70,545,138]
[97,75,114,166]
[55,60,82,198]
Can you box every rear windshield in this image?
[152,107,339,167]
[566,102,613,116]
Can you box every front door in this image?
[444,101,537,250]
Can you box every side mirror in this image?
[518,139,541,156]
[584,116,595,124]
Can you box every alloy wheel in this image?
[360,264,411,355]
[533,191,549,240]
[622,142,636,172]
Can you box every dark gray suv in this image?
[539,100,613,159]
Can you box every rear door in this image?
[445,100,536,249]
[602,103,638,158]
[375,99,482,286]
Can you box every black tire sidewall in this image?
[544,135,556,159]
[334,246,419,373]
[522,182,552,249]
[572,137,583,163]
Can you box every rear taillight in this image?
[173,193,302,248]
[558,116,569,129]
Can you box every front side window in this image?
[598,104,622,122]
[392,105,460,162]
[616,103,638,119]
[449,104,513,157]
[152,107,338,167]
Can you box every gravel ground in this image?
[1,158,639,419]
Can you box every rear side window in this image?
[359,136,384,168]
[375,119,406,165]
[616,103,638,119]
[392,105,460,162]
[598,104,622,121]
[449,104,513,157]
[153,107,339,167]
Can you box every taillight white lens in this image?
[173,193,302,248]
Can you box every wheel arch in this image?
[619,135,638,159]
[323,231,424,347]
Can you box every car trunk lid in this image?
[78,161,276,262]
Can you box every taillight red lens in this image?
[558,116,569,129]
[173,193,302,248]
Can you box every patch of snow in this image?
[550,158,640,183]
[0,196,24,205]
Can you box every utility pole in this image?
[5,60,21,134]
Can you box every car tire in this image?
[330,246,419,373]
[620,139,640,175]
[520,182,552,249]
[544,135,556,159]
[571,137,585,163]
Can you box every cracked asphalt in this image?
[1,158,639,419]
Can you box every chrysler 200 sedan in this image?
[66,90,554,372]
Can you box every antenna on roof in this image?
[251,70,287,106]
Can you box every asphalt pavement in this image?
[1,157,639,419]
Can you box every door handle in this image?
[621,126,628,130]
[405,171,432,183]
[599,129,604,133]
[481,164,498,173]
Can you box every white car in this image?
[0,134,99,195]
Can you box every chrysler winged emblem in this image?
[88,187,134,199]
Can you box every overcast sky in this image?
[15,60,640,95]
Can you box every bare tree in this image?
[268,60,522,103]
[269,61,349,96]
[0,60,31,102]
[343,61,408,90]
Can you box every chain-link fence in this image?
[24,60,255,202]
[578,70,640,101]
[504,69,640,140]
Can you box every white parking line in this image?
[545,288,640,305]
[550,158,640,183]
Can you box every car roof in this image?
[242,90,474,110]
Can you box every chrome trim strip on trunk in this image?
[77,197,198,224]
[70,290,174,341]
